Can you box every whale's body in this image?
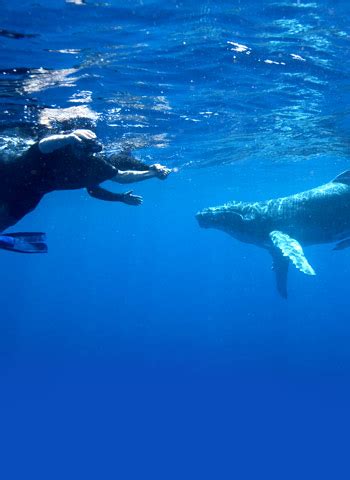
[196,171,350,297]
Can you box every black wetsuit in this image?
[0,142,150,227]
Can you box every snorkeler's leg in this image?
[0,193,48,253]
[0,202,18,232]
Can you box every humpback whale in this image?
[196,171,350,298]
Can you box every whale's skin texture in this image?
[196,173,350,297]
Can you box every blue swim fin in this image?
[0,232,47,253]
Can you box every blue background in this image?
[1,1,350,478]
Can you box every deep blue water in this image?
[1,1,350,478]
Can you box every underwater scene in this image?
[1,0,350,478]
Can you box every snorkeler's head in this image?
[70,136,103,157]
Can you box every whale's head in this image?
[196,203,252,240]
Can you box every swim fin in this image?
[0,232,47,253]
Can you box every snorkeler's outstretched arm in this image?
[112,164,172,184]
[38,129,98,154]
[87,185,142,206]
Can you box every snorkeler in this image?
[0,129,172,253]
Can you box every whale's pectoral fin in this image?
[332,170,350,185]
[271,250,289,299]
[269,230,316,276]
[333,239,350,251]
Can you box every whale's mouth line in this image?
[195,211,209,228]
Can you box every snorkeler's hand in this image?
[68,129,96,144]
[67,129,102,153]
[122,191,143,206]
[150,164,172,180]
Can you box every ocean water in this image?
[1,1,350,478]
